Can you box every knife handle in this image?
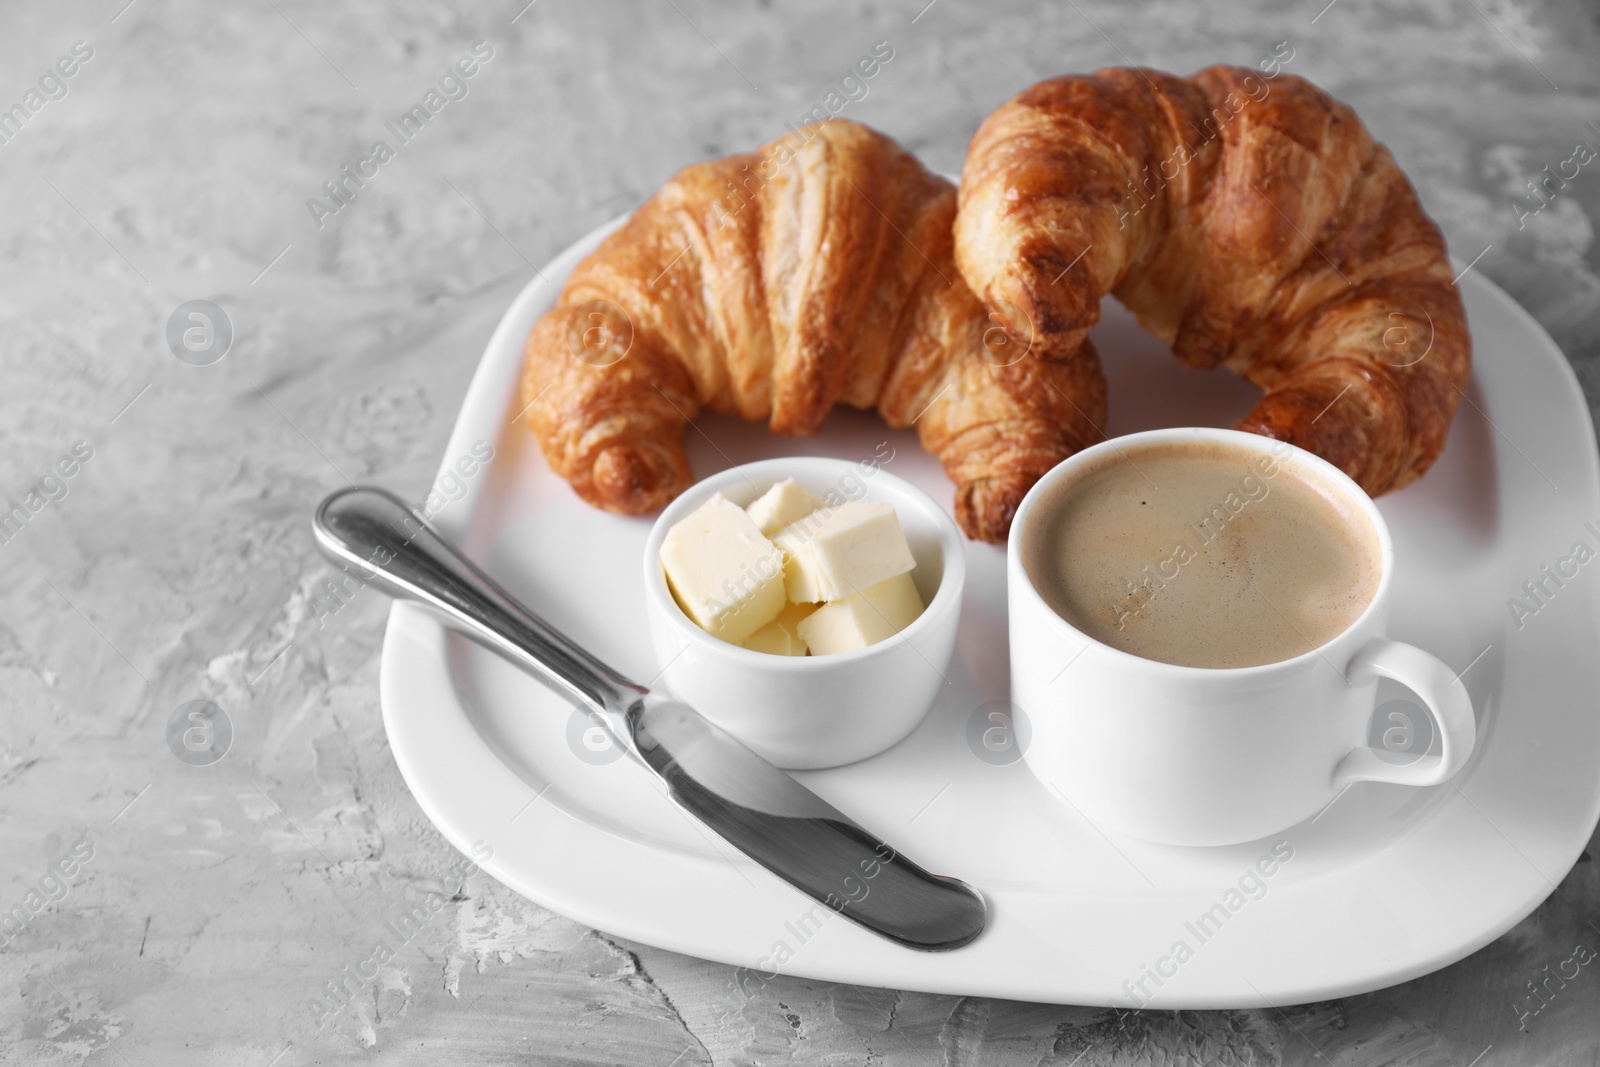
[312,486,646,730]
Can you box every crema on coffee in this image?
[1021,439,1382,668]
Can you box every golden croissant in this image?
[956,66,1471,495]
[519,119,1106,542]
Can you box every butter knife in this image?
[312,486,986,951]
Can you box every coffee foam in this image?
[1022,439,1383,668]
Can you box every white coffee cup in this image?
[1007,427,1476,846]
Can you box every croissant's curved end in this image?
[954,476,1032,544]
[1234,366,1411,495]
[921,344,1109,544]
[519,304,697,516]
[587,441,694,515]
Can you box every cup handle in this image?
[1331,638,1477,788]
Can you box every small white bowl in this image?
[642,456,965,770]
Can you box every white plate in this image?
[381,216,1600,1008]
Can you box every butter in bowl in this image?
[642,457,964,770]
[659,478,926,657]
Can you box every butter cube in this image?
[745,478,822,535]
[798,572,925,655]
[741,602,817,656]
[772,501,916,603]
[660,493,786,644]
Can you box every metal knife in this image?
[312,486,986,951]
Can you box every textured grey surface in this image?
[2,0,1599,1063]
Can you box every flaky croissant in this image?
[520,119,1105,541]
[956,66,1470,495]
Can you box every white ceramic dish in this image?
[642,457,965,770]
[380,214,1600,1007]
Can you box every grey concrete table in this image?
[2,0,1598,1063]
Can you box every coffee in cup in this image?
[1020,438,1383,668]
